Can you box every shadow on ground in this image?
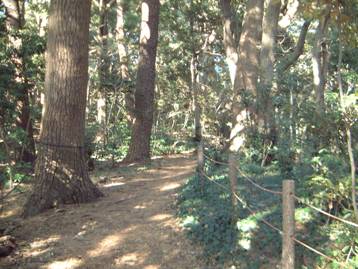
[0,154,205,269]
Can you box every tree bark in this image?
[124,0,160,162]
[3,0,23,29]
[229,0,264,206]
[97,0,110,144]
[219,0,238,85]
[259,0,281,146]
[190,55,202,142]
[312,3,331,116]
[3,0,35,164]
[23,0,102,218]
[116,0,135,125]
[218,0,240,151]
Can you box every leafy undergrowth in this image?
[176,159,358,268]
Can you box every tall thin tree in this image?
[23,0,102,217]
[124,0,160,162]
[116,0,134,125]
[312,3,331,116]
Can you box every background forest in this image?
[0,0,357,268]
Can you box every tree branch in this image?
[279,20,311,72]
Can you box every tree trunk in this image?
[312,3,331,116]
[337,21,358,221]
[116,0,134,125]
[191,55,202,142]
[16,87,36,163]
[229,0,264,206]
[23,0,102,218]
[219,0,238,85]
[259,0,281,147]
[3,0,24,29]
[3,0,36,164]
[124,0,160,162]
[97,0,110,143]
[218,0,239,151]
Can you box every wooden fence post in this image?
[282,180,295,269]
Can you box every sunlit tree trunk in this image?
[218,0,239,151]
[312,3,331,116]
[23,0,102,218]
[124,0,160,162]
[259,0,281,147]
[228,0,264,206]
[3,0,35,164]
[219,0,238,86]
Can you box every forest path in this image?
[1,154,205,269]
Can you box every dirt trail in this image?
[0,154,205,269]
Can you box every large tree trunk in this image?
[23,0,102,218]
[124,0,160,163]
[228,0,264,206]
[259,0,281,146]
[3,0,35,164]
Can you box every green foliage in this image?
[151,132,195,156]
[177,172,239,263]
[177,160,284,267]
[177,146,357,268]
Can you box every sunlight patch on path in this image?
[144,265,160,269]
[149,213,172,221]
[115,251,147,266]
[22,235,61,259]
[42,258,83,269]
[102,182,125,188]
[87,232,125,257]
[160,182,181,191]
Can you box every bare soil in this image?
[0,154,206,269]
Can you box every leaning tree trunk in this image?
[228,0,264,207]
[124,0,160,163]
[23,0,102,218]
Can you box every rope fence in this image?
[203,152,358,228]
[199,151,356,268]
[203,153,282,195]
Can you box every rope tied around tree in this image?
[35,140,85,149]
